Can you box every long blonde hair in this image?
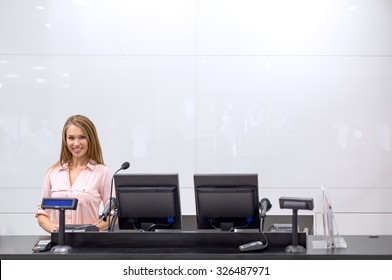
[52,115,104,168]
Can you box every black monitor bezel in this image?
[194,174,260,231]
[114,173,182,231]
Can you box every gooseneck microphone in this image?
[100,197,117,222]
[107,161,130,231]
[120,161,130,170]
[259,198,272,219]
[239,198,272,252]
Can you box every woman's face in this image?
[66,124,89,161]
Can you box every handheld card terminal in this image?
[32,240,51,252]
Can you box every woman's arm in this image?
[37,214,58,233]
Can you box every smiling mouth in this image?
[73,148,83,153]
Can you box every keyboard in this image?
[64,224,99,232]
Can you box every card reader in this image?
[32,240,51,252]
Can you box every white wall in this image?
[0,0,391,235]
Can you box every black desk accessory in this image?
[279,196,314,253]
[65,224,99,232]
[108,161,130,231]
[41,197,78,254]
[238,198,272,252]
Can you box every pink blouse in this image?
[36,162,112,225]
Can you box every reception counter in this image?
[1,231,391,260]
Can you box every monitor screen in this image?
[194,174,260,231]
[114,174,182,231]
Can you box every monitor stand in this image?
[220,222,234,231]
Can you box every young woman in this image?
[36,115,112,232]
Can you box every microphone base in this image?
[239,241,265,252]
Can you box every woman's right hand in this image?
[37,214,59,233]
[51,223,59,232]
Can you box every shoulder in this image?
[88,162,111,175]
[45,164,63,175]
[96,164,111,173]
[89,163,112,186]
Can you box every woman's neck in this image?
[69,158,89,169]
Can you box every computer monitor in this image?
[114,174,182,231]
[194,174,260,231]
